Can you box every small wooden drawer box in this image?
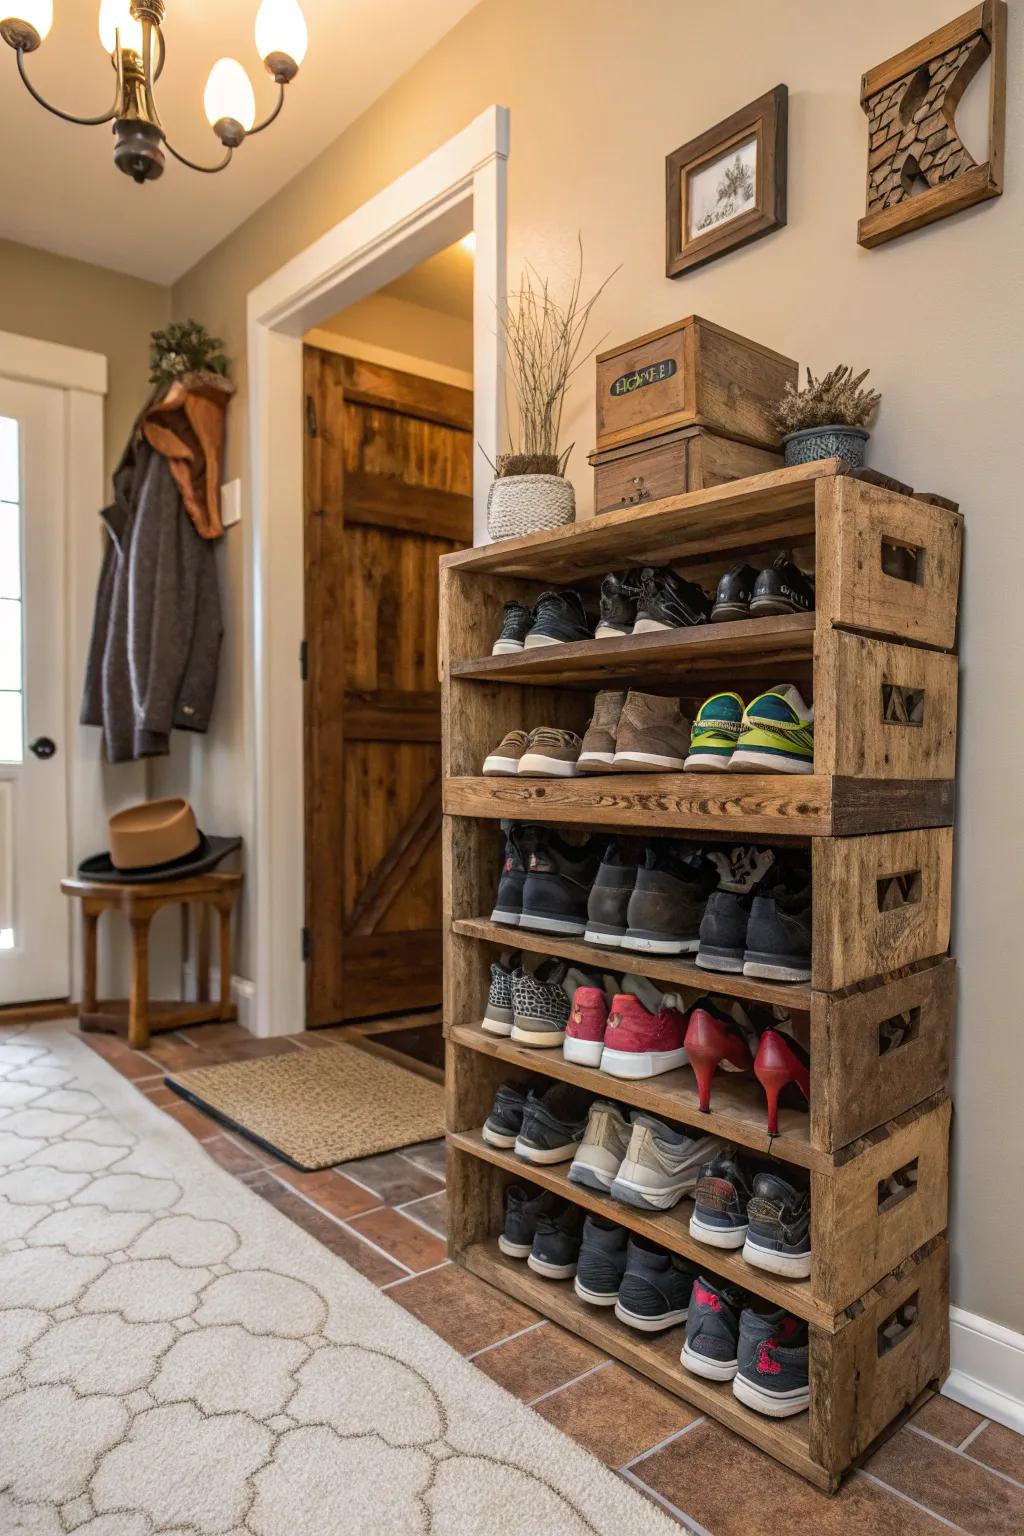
[595,315,797,453]
[588,425,781,514]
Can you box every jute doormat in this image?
[166,1041,445,1171]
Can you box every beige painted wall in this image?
[316,291,474,380]
[172,0,1024,1333]
[0,239,169,477]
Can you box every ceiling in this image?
[380,239,474,321]
[0,0,478,285]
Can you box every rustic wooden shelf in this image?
[451,916,812,1009]
[450,1128,837,1329]
[444,772,954,838]
[451,612,815,688]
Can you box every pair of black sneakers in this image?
[697,848,812,984]
[711,556,815,623]
[492,824,604,936]
[690,1146,811,1279]
[489,566,713,656]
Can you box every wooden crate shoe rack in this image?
[440,460,961,1492]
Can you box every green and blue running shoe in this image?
[684,692,744,772]
[730,686,814,775]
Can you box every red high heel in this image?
[754,1029,810,1135]
[684,1002,755,1113]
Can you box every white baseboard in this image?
[943,1305,1024,1434]
[180,962,256,1034]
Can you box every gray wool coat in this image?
[81,432,223,763]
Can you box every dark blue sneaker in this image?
[490,824,542,926]
[483,1080,530,1149]
[498,1184,559,1259]
[743,1171,811,1279]
[733,1308,809,1417]
[614,1236,696,1332]
[527,1200,585,1279]
[689,1148,756,1249]
[681,1275,746,1381]
[574,1216,628,1306]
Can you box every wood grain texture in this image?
[811,959,954,1151]
[811,1095,950,1311]
[815,475,963,649]
[812,829,953,991]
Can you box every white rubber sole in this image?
[489,909,520,926]
[510,1024,565,1048]
[611,750,687,771]
[609,1175,690,1210]
[497,1234,530,1258]
[742,959,812,982]
[683,753,733,771]
[523,633,566,649]
[518,914,586,935]
[742,1238,812,1278]
[732,1374,809,1418]
[481,1013,513,1036]
[481,1124,517,1149]
[567,1155,616,1190]
[621,933,699,954]
[482,755,521,775]
[681,1341,738,1380]
[576,750,614,770]
[615,1301,688,1331]
[517,754,578,777]
[583,927,624,947]
[527,1253,577,1279]
[729,749,813,775]
[563,1036,604,1068]
[600,1045,689,1078]
[514,1139,578,1165]
[696,951,744,973]
[630,618,673,634]
[593,623,632,640]
[688,1214,747,1249]
[574,1278,618,1306]
[491,640,524,655]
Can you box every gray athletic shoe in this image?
[733,1308,810,1417]
[574,1216,628,1305]
[514,1084,592,1165]
[615,1236,697,1331]
[568,1101,632,1192]
[610,1116,722,1211]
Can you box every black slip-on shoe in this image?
[749,556,815,618]
[499,1183,560,1258]
[595,570,643,639]
[574,1216,629,1304]
[524,589,592,648]
[711,564,759,624]
[528,1200,586,1278]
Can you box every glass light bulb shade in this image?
[204,57,256,131]
[254,0,307,66]
[98,0,143,54]
[6,0,53,40]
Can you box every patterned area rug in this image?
[0,1025,679,1536]
[166,1041,445,1169]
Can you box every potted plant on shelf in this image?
[770,365,881,469]
[487,241,615,541]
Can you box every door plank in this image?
[343,691,441,743]
[343,470,472,541]
[333,354,473,430]
[348,776,442,936]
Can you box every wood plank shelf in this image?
[449,1020,823,1171]
[451,916,812,1010]
[450,1128,837,1329]
[444,772,955,837]
[451,612,815,688]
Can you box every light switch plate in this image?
[221,479,242,528]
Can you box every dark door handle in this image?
[29,736,56,759]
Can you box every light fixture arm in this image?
[164,140,234,175]
[14,45,118,127]
[247,81,286,137]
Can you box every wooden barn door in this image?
[303,350,472,1025]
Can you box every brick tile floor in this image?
[78,1020,1023,1535]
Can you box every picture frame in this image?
[666,84,788,279]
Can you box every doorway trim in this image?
[246,105,508,1037]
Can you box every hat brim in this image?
[77,833,241,885]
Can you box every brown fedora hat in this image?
[78,797,241,884]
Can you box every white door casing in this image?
[246,104,508,1036]
[0,377,69,1003]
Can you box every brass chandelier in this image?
[0,0,308,183]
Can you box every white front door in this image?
[0,377,69,1005]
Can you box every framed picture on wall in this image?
[666,84,788,278]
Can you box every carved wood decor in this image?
[858,0,1006,249]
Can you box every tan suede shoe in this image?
[611,692,691,772]
[577,690,627,774]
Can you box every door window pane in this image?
[0,502,19,600]
[0,600,21,692]
[0,692,22,763]
[0,418,17,504]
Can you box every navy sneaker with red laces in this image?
[733,1307,809,1417]
[681,1275,746,1381]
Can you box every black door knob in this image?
[28,736,56,759]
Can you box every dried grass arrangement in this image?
[495,239,617,479]
[770,365,881,435]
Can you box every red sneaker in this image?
[600,993,689,1079]
[564,986,609,1067]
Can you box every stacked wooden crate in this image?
[440,459,961,1491]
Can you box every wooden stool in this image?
[60,872,243,1050]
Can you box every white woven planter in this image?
[487,474,576,541]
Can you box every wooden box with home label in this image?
[595,315,797,452]
[588,424,781,514]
